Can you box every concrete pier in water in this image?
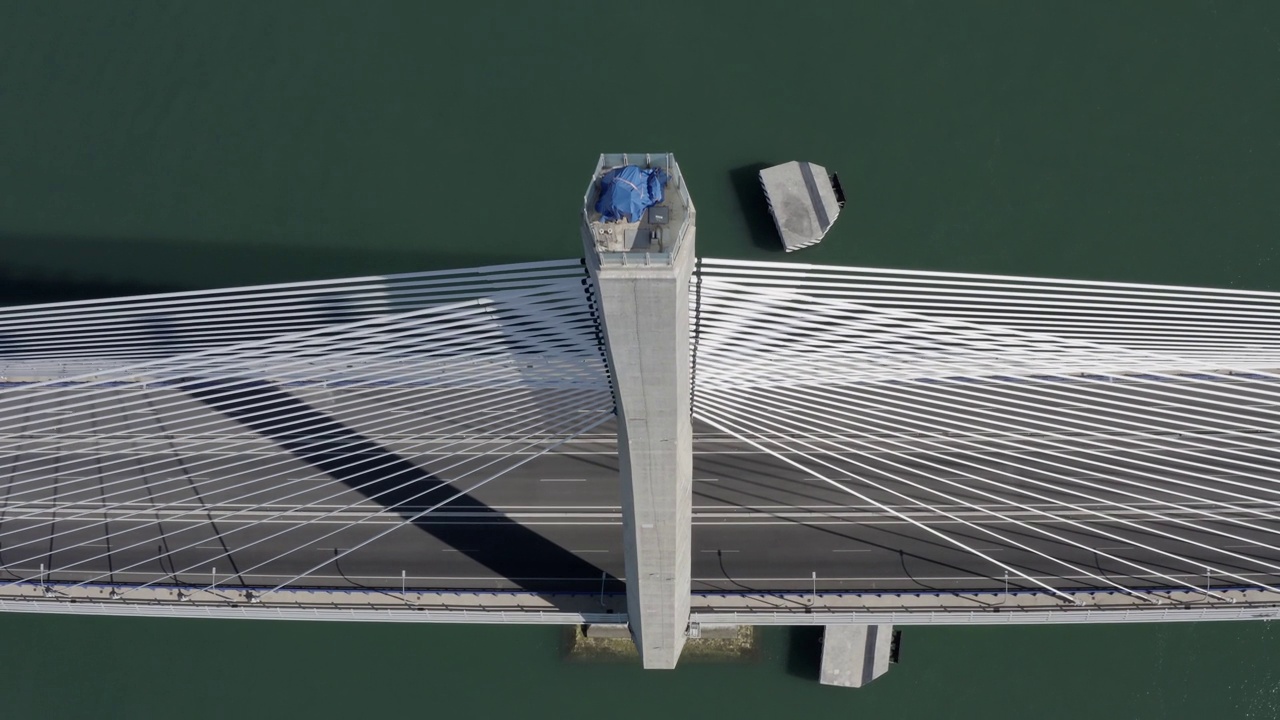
[820,624,895,688]
[581,153,696,669]
[759,160,844,251]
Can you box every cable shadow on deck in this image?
[691,451,1246,601]
[184,377,620,602]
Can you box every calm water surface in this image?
[1,2,1278,717]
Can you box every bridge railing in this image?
[693,604,1280,626]
[0,597,627,625]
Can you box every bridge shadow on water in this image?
[0,273,178,306]
[185,378,620,603]
[0,232,556,300]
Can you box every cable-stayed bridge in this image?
[3,154,1280,678]
[4,260,1280,607]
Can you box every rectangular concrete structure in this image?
[820,624,894,688]
[582,153,695,669]
[759,160,842,252]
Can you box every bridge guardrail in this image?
[692,604,1280,626]
[0,597,626,625]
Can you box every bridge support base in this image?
[820,624,895,688]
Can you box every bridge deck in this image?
[2,383,1279,603]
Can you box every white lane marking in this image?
[1095,546,1134,551]
[24,570,1252,585]
[26,501,1254,518]
[18,515,1259,528]
[1,500,892,511]
[693,478,720,482]
[18,568,1259,584]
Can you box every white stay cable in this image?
[697,381,1267,595]
[30,386,611,591]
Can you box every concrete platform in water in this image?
[759,161,846,252]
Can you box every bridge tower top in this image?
[581,152,695,269]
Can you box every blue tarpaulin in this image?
[594,165,669,222]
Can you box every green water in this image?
[1,2,1279,716]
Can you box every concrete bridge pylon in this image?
[581,153,695,669]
